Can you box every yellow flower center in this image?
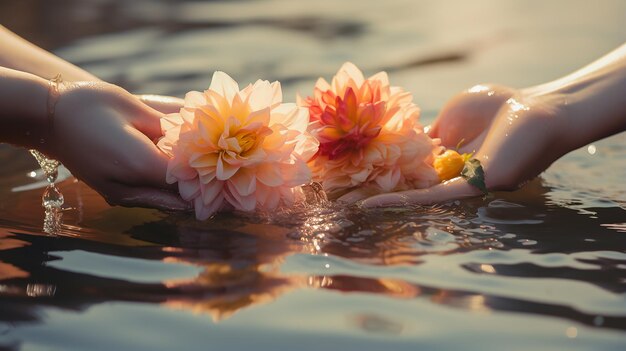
[235,131,257,153]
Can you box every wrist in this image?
[524,49,626,151]
[522,73,625,155]
[0,68,50,148]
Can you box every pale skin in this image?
[340,43,626,206]
[0,26,189,210]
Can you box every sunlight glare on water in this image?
[1,0,626,350]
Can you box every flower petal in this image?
[178,179,201,201]
[229,168,256,196]
[256,163,284,187]
[209,71,239,103]
[189,153,218,168]
[224,183,256,212]
[270,104,309,133]
[247,79,274,111]
[184,91,206,108]
[281,161,312,187]
[194,193,223,220]
[201,180,224,205]
[216,155,239,180]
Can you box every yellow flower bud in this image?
[434,150,465,181]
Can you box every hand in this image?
[136,94,184,114]
[342,84,569,207]
[341,43,626,207]
[43,82,190,211]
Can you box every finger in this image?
[430,85,514,147]
[360,177,482,208]
[130,95,183,141]
[337,187,380,204]
[120,127,178,192]
[107,184,192,211]
[457,130,487,154]
[427,118,441,139]
[134,108,165,141]
[137,94,184,114]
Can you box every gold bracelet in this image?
[46,73,63,131]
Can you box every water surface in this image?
[1,1,625,350]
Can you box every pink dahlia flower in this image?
[158,72,319,220]
[299,62,441,197]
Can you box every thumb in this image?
[359,177,481,207]
[337,187,381,204]
[125,93,185,141]
[132,104,166,141]
[109,184,192,211]
[137,94,184,114]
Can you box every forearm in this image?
[528,43,626,151]
[0,25,99,81]
[0,67,49,148]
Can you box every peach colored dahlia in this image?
[158,72,319,220]
[299,62,441,197]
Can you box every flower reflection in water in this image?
[152,194,468,322]
[1,173,624,334]
[164,260,305,322]
[150,220,306,322]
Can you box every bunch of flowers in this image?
[158,63,475,220]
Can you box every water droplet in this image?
[28,150,65,235]
[301,182,328,205]
[587,144,596,155]
[468,85,489,93]
[42,184,64,209]
[43,206,63,235]
[29,150,60,183]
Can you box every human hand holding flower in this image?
[344,42,626,207]
[350,84,580,207]
[42,81,190,211]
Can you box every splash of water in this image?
[29,149,64,235]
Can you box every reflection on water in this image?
[1,173,625,348]
[1,0,626,350]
